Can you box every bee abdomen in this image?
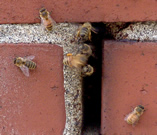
[80,27,88,37]
[63,57,71,67]
[46,24,53,31]
[127,119,133,124]
[25,61,36,69]
[127,114,139,124]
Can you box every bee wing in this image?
[124,114,129,121]
[40,20,47,31]
[40,18,44,25]
[45,13,56,25]
[124,112,132,121]
[20,66,29,77]
[132,120,139,127]
[91,26,99,34]
[40,18,48,30]
[25,55,35,60]
[50,16,56,25]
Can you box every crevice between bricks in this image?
[0,23,79,46]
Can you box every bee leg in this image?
[36,7,42,11]
[49,10,53,15]
[131,106,134,111]
[66,53,73,56]
[89,32,92,41]
[91,27,98,34]
[36,16,41,20]
[132,121,138,127]
[63,21,70,27]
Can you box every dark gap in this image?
[82,22,106,134]
[82,22,130,134]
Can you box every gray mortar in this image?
[63,66,83,135]
[0,23,85,135]
[115,21,157,41]
[63,41,84,135]
[0,23,78,46]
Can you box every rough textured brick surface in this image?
[0,44,65,134]
[101,41,157,135]
[0,0,157,23]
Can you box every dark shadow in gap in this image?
[82,22,106,134]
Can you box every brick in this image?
[101,41,157,135]
[0,0,157,23]
[0,44,65,134]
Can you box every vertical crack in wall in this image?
[63,23,106,135]
[82,23,106,135]
[0,23,78,45]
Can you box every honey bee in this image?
[124,105,145,126]
[14,55,37,77]
[81,64,94,77]
[75,22,98,42]
[78,44,92,58]
[39,7,56,31]
[63,53,88,68]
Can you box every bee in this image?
[78,44,92,58]
[63,53,88,68]
[124,105,145,126]
[39,7,56,31]
[75,22,98,42]
[81,64,94,77]
[14,55,36,77]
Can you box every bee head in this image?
[39,8,48,17]
[14,57,23,65]
[138,105,144,110]
[39,8,46,13]
[83,22,92,28]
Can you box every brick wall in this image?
[0,0,157,23]
[0,0,157,135]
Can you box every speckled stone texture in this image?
[63,42,84,135]
[101,41,157,135]
[115,22,157,41]
[0,23,79,45]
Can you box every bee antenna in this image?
[36,6,44,11]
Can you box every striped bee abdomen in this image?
[25,61,36,69]
[63,57,71,67]
[80,27,88,37]
[46,24,53,31]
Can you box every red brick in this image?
[0,0,157,23]
[101,41,157,135]
[0,44,65,134]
